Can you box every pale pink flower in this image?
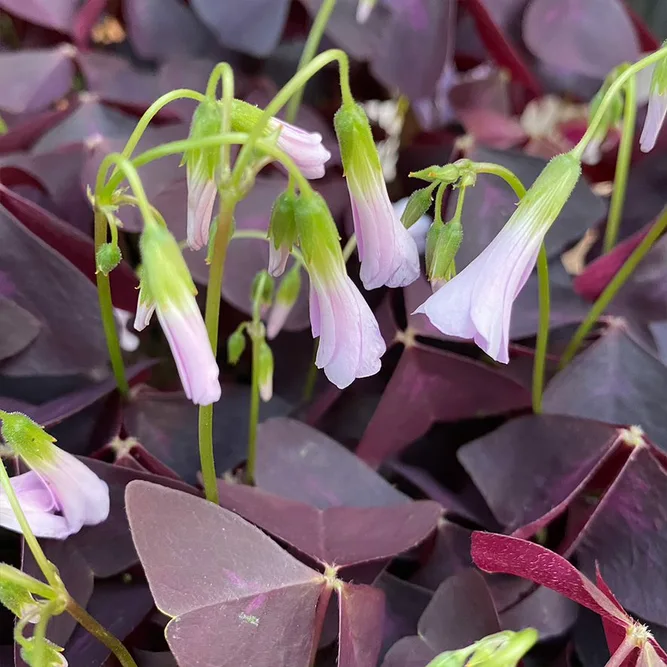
[267,243,290,278]
[309,271,386,389]
[0,453,109,539]
[186,171,217,250]
[415,153,581,363]
[270,118,331,179]
[640,88,667,153]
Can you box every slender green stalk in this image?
[205,63,235,179]
[573,44,667,159]
[474,162,551,410]
[31,600,55,667]
[0,459,58,588]
[198,198,236,504]
[532,245,550,413]
[285,0,338,122]
[0,564,56,601]
[603,73,637,253]
[231,230,305,265]
[66,595,138,667]
[94,211,129,396]
[246,335,261,485]
[342,235,358,262]
[561,207,667,366]
[433,182,446,223]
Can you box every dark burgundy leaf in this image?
[71,0,108,48]
[0,45,75,115]
[124,0,221,60]
[190,0,290,57]
[0,0,76,33]
[0,184,139,311]
[216,481,441,569]
[446,145,605,271]
[0,106,73,154]
[0,297,40,361]
[458,414,621,535]
[255,417,408,509]
[381,636,438,667]
[471,532,631,627]
[123,386,291,485]
[543,326,667,451]
[126,481,327,667]
[574,446,667,626]
[523,0,640,80]
[337,583,385,667]
[0,203,107,376]
[356,345,531,468]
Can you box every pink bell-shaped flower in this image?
[334,102,420,290]
[415,153,581,363]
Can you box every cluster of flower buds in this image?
[0,412,109,539]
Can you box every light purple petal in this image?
[157,296,221,405]
[271,118,331,180]
[267,243,290,278]
[186,169,217,250]
[133,296,156,332]
[640,91,667,153]
[266,302,291,340]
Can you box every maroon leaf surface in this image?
[0,0,76,33]
[126,481,328,667]
[338,583,385,667]
[356,344,531,468]
[0,296,40,362]
[216,481,441,570]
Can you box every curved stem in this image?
[232,48,351,185]
[285,0,338,123]
[573,44,667,159]
[434,182,446,224]
[198,198,237,504]
[342,235,358,262]
[532,244,550,413]
[94,211,129,396]
[0,459,58,588]
[212,63,235,179]
[32,600,56,667]
[474,163,527,199]
[66,595,138,667]
[561,206,667,367]
[603,73,637,253]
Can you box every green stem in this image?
[561,206,667,367]
[198,198,237,504]
[603,73,637,253]
[94,211,129,396]
[209,63,235,179]
[66,595,138,667]
[532,244,550,414]
[232,48,352,185]
[474,163,527,200]
[573,44,667,159]
[0,564,56,601]
[31,600,55,667]
[285,0,338,123]
[342,235,358,262]
[0,459,58,587]
[231,230,305,265]
[434,182,446,224]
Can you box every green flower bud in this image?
[268,191,298,276]
[0,412,55,464]
[251,270,274,309]
[267,265,301,340]
[401,183,438,229]
[227,324,247,366]
[95,243,122,276]
[410,164,460,184]
[425,219,463,284]
[257,339,274,402]
[184,98,223,180]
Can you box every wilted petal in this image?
[186,170,217,250]
[640,91,667,153]
[133,297,155,332]
[157,296,221,406]
[270,118,331,180]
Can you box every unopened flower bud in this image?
[268,191,298,277]
[640,45,667,153]
[96,243,122,276]
[257,339,274,402]
[425,218,463,284]
[335,101,419,289]
[251,270,274,309]
[410,164,460,184]
[266,265,301,340]
[401,183,437,229]
[185,99,223,250]
[227,324,247,365]
[582,78,624,165]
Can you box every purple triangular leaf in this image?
[126,481,327,667]
[256,417,408,509]
[357,345,531,468]
[381,636,437,667]
[0,296,40,361]
[0,0,75,33]
[216,481,441,569]
[337,583,385,667]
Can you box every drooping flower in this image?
[184,99,222,250]
[0,412,109,539]
[135,222,221,405]
[231,100,331,179]
[334,102,420,290]
[415,153,581,363]
[267,190,298,277]
[640,50,667,153]
[266,264,302,340]
[295,193,386,388]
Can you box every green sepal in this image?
[96,243,122,276]
[425,219,463,283]
[0,566,40,620]
[251,270,275,308]
[401,182,438,229]
[333,101,382,178]
[20,637,67,667]
[257,339,274,402]
[652,41,667,96]
[276,264,302,307]
[269,191,298,252]
[227,324,247,365]
[0,412,56,465]
[410,164,460,185]
[184,98,224,180]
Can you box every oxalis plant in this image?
[1,0,667,665]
